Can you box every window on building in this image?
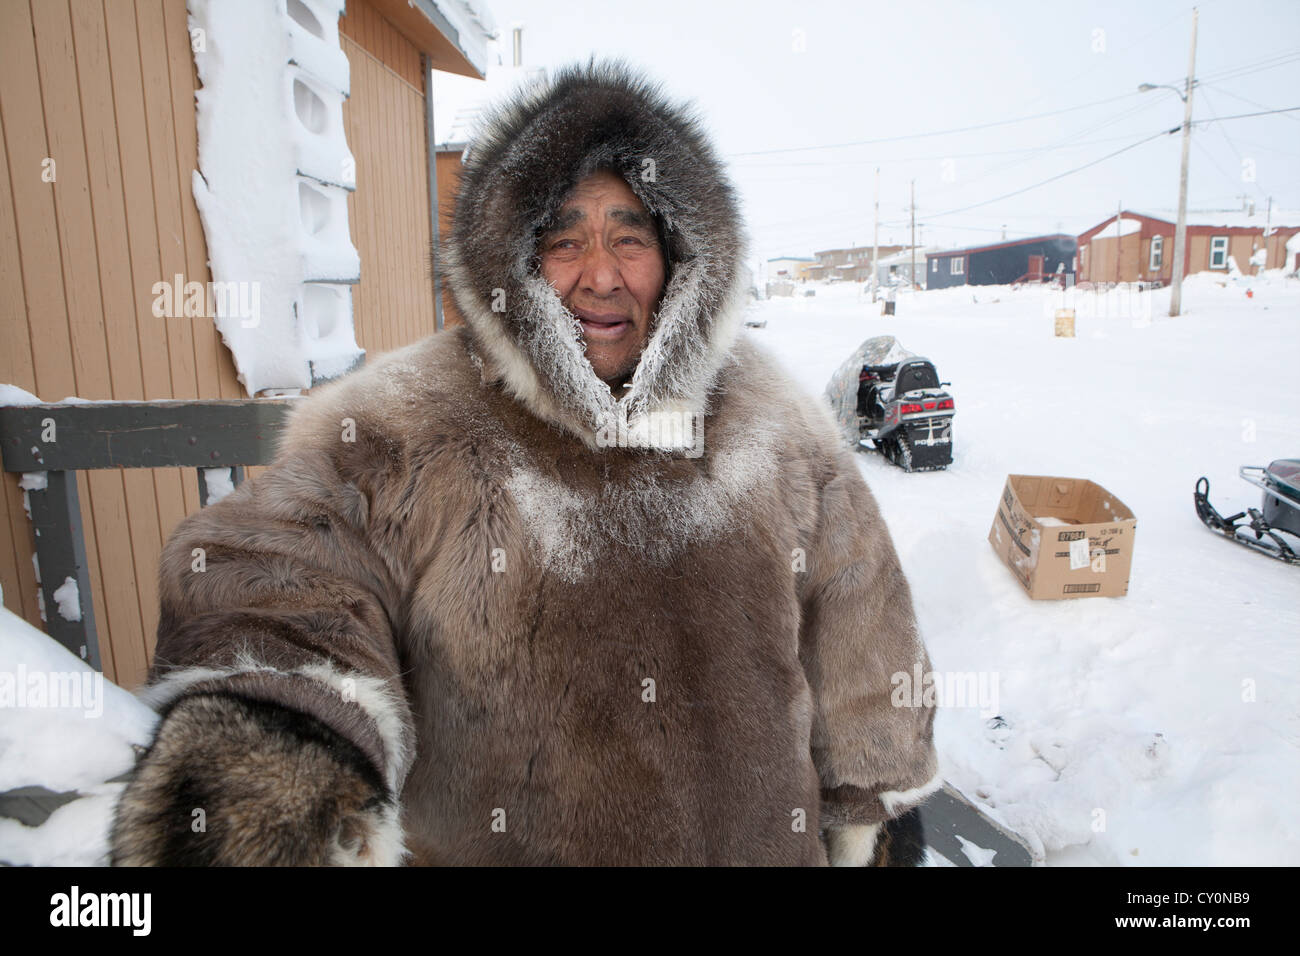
[1209,236,1228,269]
[931,260,938,273]
[1150,235,1163,271]
[950,257,964,275]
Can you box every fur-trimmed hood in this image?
[442,60,749,448]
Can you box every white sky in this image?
[434,0,1300,264]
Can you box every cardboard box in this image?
[1054,309,1075,337]
[988,475,1136,599]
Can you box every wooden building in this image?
[0,0,492,688]
[1077,209,1299,285]
[924,234,1077,290]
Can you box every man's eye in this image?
[550,239,578,250]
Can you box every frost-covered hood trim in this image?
[442,60,749,448]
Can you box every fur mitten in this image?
[110,693,401,866]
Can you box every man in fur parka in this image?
[110,60,940,867]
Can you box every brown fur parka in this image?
[110,61,939,867]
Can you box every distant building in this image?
[812,245,907,282]
[767,256,817,281]
[1077,208,1299,285]
[874,247,938,290]
[925,235,1077,289]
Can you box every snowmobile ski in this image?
[1194,460,1300,565]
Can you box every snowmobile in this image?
[824,336,956,472]
[856,356,955,471]
[1194,459,1300,565]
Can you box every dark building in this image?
[924,234,1077,289]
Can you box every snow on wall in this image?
[187,0,363,396]
[52,577,81,623]
[202,467,237,505]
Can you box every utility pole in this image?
[1169,7,1198,316]
[910,179,917,290]
[1263,195,1273,272]
[1116,200,1123,286]
[872,167,880,302]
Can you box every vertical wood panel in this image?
[0,82,43,626]
[64,0,149,680]
[1,0,79,403]
[30,0,113,400]
[396,64,413,348]
[103,2,175,681]
[378,52,397,354]
[373,53,393,354]
[136,0,198,554]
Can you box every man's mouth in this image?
[573,308,632,341]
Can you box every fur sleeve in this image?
[798,447,941,850]
[117,381,417,864]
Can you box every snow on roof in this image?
[1185,209,1299,230]
[926,234,1075,259]
[875,247,939,266]
[430,0,499,78]
[1103,217,1144,236]
[1107,209,1299,231]
[767,256,816,262]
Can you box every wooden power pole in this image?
[1169,7,1199,316]
[871,167,880,302]
[910,179,917,290]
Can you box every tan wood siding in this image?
[0,0,245,688]
[2,0,442,688]
[339,1,438,355]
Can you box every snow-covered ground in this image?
[754,271,1300,865]
[3,271,1294,867]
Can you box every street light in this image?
[1139,7,1198,317]
[1138,83,1187,100]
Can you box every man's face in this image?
[539,170,666,387]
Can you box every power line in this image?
[923,128,1175,220]
[1195,88,1268,201]
[1191,106,1300,124]
[1164,49,1300,88]
[727,91,1144,158]
[729,129,1151,169]
[923,97,1170,199]
[1198,83,1300,123]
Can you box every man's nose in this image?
[578,242,622,296]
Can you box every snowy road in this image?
[754,272,1300,865]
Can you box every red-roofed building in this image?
[1077,209,1299,285]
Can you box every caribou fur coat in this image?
[110,61,939,866]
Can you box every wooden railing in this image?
[0,400,295,669]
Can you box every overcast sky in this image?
[435,0,1300,264]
